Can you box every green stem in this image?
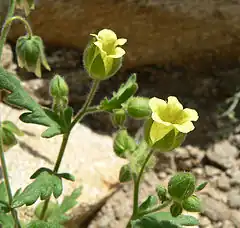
[0,127,21,228]
[0,0,16,59]
[70,80,100,130]
[4,16,33,38]
[132,149,154,219]
[40,80,100,220]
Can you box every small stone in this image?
[206,140,238,169]
[222,220,235,228]
[228,190,240,209]
[230,171,240,186]
[217,173,230,191]
[230,210,240,227]
[187,146,205,161]
[199,216,211,226]
[201,195,231,221]
[157,171,167,179]
[175,147,189,159]
[192,167,204,176]
[205,165,222,177]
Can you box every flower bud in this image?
[168,172,196,203]
[83,29,127,80]
[113,129,137,158]
[119,164,132,183]
[170,202,183,217]
[111,109,126,127]
[127,97,151,119]
[16,35,50,77]
[156,185,167,203]
[182,195,202,212]
[16,0,35,16]
[50,75,69,98]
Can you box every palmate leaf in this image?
[0,67,63,138]
[131,212,199,228]
[12,168,68,208]
[100,73,138,111]
[35,187,82,224]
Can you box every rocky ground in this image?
[2,43,240,227]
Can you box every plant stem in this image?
[40,79,100,220]
[0,127,21,228]
[0,0,16,60]
[132,149,154,219]
[70,80,100,130]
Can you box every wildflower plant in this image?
[0,1,206,227]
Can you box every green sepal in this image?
[138,195,158,214]
[168,172,196,203]
[100,74,138,111]
[119,164,132,183]
[195,181,208,192]
[0,67,63,138]
[182,195,202,212]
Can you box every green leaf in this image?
[0,67,63,138]
[12,170,63,208]
[0,213,14,228]
[62,107,73,130]
[131,212,199,228]
[0,182,10,213]
[195,181,208,192]
[100,74,138,111]
[138,195,158,214]
[59,186,82,213]
[2,120,24,136]
[26,220,64,228]
[2,128,17,151]
[35,187,82,224]
[57,173,75,182]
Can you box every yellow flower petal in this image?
[108,47,125,58]
[182,108,199,121]
[149,97,167,113]
[152,112,172,126]
[94,41,104,52]
[173,121,195,133]
[167,96,183,112]
[115,38,127,46]
[98,29,117,43]
[150,122,173,144]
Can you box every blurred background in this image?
[1,0,240,227]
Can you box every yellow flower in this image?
[149,96,198,144]
[91,29,127,59]
[84,29,127,80]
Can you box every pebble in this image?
[201,195,231,221]
[205,165,222,177]
[222,220,235,228]
[230,171,240,186]
[228,190,240,209]
[217,173,230,191]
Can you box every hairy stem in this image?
[0,127,21,228]
[132,149,154,219]
[0,0,16,60]
[40,80,100,220]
